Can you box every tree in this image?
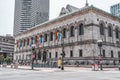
[0,56,12,64]
[0,55,4,64]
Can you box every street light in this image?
[97,40,103,70]
[42,49,47,67]
[31,44,36,70]
[60,41,65,70]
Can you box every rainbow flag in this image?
[56,31,61,41]
[40,36,42,44]
[27,38,29,45]
[20,40,22,48]
[36,35,40,47]
[30,37,33,47]
[17,40,19,48]
[56,31,58,40]
[58,32,61,41]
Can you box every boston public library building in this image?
[14,5,120,67]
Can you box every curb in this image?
[1,66,119,72]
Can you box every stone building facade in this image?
[14,6,120,65]
[0,35,14,58]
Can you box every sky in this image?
[0,0,120,36]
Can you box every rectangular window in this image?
[79,49,83,57]
[44,34,47,42]
[118,51,120,58]
[49,52,51,58]
[55,52,58,58]
[111,50,114,58]
[70,50,73,57]
[102,50,105,57]
[50,32,53,41]
[22,55,24,60]
[62,29,66,38]
[19,55,21,60]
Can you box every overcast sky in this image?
[0,0,120,36]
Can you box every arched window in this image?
[100,23,104,35]
[50,32,53,41]
[79,23,84,35]
[115,27,119,38]
[70,26,74,37]
[108,25,113,37]
[62,28,66,38]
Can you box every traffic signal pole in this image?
[31,45,36,70]
[61,45,65,70]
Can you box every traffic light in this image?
[61,51,65,57]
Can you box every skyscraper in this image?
[13,0,49,36]
[110,3,120,18]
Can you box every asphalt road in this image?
[0,68,120,80]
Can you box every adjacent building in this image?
[0,35,14,58]
[14,5,120,66]
[13,0,49,36]
[59,4,79,16]
[110,3,120,18]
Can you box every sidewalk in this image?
[5,65,119,72]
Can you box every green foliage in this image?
[0,55,4,62]
[0,56,12,63]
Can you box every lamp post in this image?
[60,41,65,70]
[31,44,36,70]
[42,49,47,67]
[97,40,103,70]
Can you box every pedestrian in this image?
[57,57,62,68]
